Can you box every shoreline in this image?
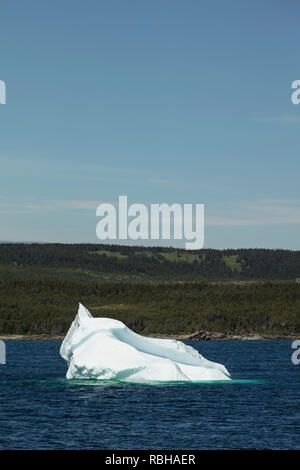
[0,332,299,341]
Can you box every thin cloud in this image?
[206,199,300,226]
[148,179,169,184]
[0,200,100,214]
[254,115,300,124]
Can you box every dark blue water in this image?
[0,340,300,449]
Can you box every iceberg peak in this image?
[78,302,93,321]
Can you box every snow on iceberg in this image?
[60,303,231,382]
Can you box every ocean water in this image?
[0,340,299,449]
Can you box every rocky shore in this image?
[0,334,64,341]
[0,331,299,341]
[174,331,300,341]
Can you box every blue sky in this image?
[0,0,300,248]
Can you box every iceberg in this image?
[60,303,231,382]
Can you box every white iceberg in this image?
[60,303,231,382]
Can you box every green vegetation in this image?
[88,249,127,259]
[158,251,201,263]
[0,243,300,281]
[223,255,242,272]
[0,279,299,336]
[0,243,299,337]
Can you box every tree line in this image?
[0,243,299,280]
[0,279,299,336]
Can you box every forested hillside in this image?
[0,243,299,281]
[0,280,299,337]
[0,243,299,337]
